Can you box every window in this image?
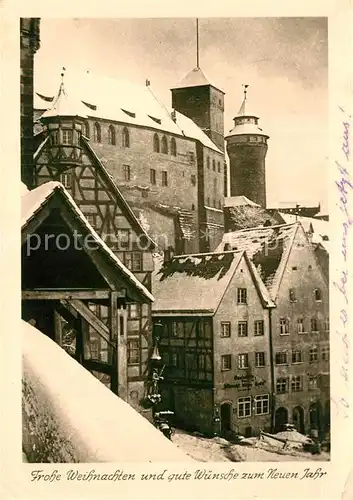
[218,200,222,209]
[93,122,101,143]
[238,321,248,337]
[217,161,221,173]
[162,171,168,186]
[254,395,269,415]
[153,133,160,152]
[108,125,116,145]
[238,353,249,369]
[122,127,130,148]
[276,377,288,394]
[207,157,210,169]
[117,229,130,249]
[191,174,196,186]
[124,252,142,272]
[255,352,265,367]
[237,396,251,418]
[309,346,318,362]
[292,350,303,364]
[221,322,231,338]
[127,340,140,365]
[60,172,72,189]
[311,317,319,333]
[198,353,206,370]
[289,288,296,302]
[275,351,288,365]
[83,121,90,138]
[322,345,330,361]
[62,129,73,145]
[221,354,231,371]
[128,304,140,319]
[150,168,156,185]
[254,320,264,336]
[309,376,318,390]
[123,164,131,181]
[237,288,247,304]
[297,318,305,334]
[212,159,216,171]
[191,203,195,210]
[314,288,322,301]
[279,318,289,335]
[324,318,330,332]
[170,137,177,156]
[207,196,210,206]
[291,375,303,392]
[161,135,168,154]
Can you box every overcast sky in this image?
[34,17,328,210]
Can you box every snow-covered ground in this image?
[173,430,330,462]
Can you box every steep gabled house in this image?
[152,250,275,436]
[219,222,330,437]
[22,181,154,403]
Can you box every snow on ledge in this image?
[22,320,191,462]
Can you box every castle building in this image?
[226,86,269,208]
[34,69,226,254]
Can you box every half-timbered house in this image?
[22,180,154,405]
[218,222,330,437]
[152,250,275,436]
[30,82,158,408]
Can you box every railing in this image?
[22,320,191,463]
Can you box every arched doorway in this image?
[275,407,288,432]
[220,403,232,433]
[292,406,305,434]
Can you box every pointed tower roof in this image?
[40,71,87,120]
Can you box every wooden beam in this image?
[22,290,112,301]
[53,310,63,346]
[83,359,112,376]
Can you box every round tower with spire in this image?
[226,85,269,207]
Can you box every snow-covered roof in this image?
[152,250,274,314]
[34,71,222,154]
[217,223,299,302]
[21,182,154,303]
[22,320,190,462]
[226,91,268,138]
[279,212,330,253]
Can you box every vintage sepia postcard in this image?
[0,0,352,499]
